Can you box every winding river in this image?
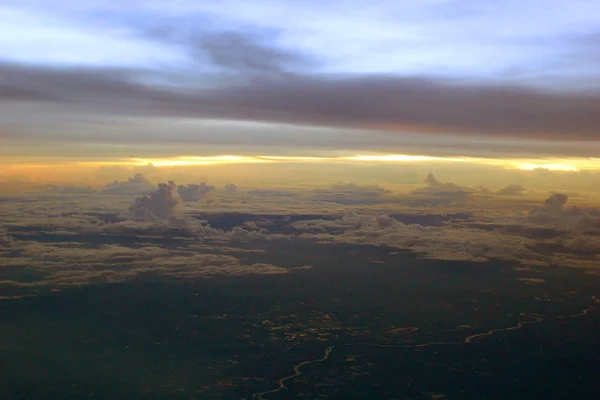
[253,296,599,399]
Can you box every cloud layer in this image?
[3,62,600,144]
[2,172,600,300]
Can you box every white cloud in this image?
[0,228,13,248]
[496,184,526,195]
[0,240,289,295]
[103,173,154,195]
[178,183,215,201]
[127,181,181,220]
[543,192,569,212]
[528,193,600,233]
[224,183,237,193]
[293,211,595,268]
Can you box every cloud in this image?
[527,193,600,235]
[528,193,570,223]
[561,236,600,253]
[103,173,153,195]
[137,22,316,74]
[0,228,13,248]
[518,278,546,284]
[423,173,441,187]
[329,182,391,194]
[313,182,393,205]
[375,214,396,228]
[177,183,215,201]
[410,173,469,204]
[543,193,569,212]
[127,181,181,220]
[420,173,464,192]
[3,62,600,147]
[2,181,600,289]
[45,184,95,194]
[0,240,289,295]
[228,226,267,240]
[224,183,237,193]
[183,31,315,74]
[248,189,295,197]
[293,212,543,265]
[496,184,526,195]
[289,199,600,270]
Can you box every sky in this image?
[2,0,600,184]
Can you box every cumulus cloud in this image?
[103,173,153,195]
[375,214,397,228]
[424,173,442,187]
[410,173,469,204]
[421,173,464,193]
[0,228,13,248]
[45,184,95,194]
[313,182,394,205]
[496,184,526,195]
[529,192,571,222]
[127,181,181,221]
[527,193,600,235]
[177,183,215,201]
[472,185,492,194]
[293,212,541,265]
[224,183,237,193]
[228,226,267,240]
[543,193,569,212]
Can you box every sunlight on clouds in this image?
[128,156,273,167]
[11,154,600,172]
[516,163,579,172]
[344,155,469,162]
[258,156,330,162]
[344,154,600,172]
[68,156,274,167]
[509,158,600,172]
[5,154,600,189]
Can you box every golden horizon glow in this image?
[4,154,600,173]
[128,155,273,167]
[124,154,600,172]
[257,156,329,162]
[344,155,471,162]
[342,155,600,172]
[516,163,580,172]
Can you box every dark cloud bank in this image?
[2,28,600,145]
